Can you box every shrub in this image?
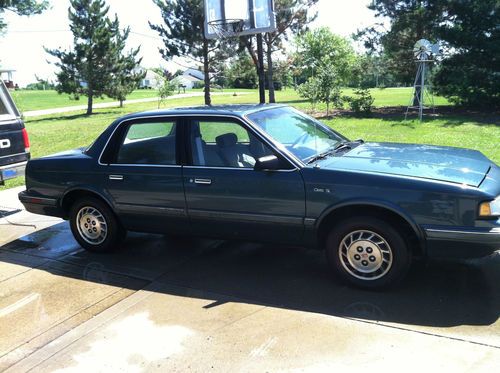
[192,81,205,89]
[345,88,374,116]
[298,78,321,110]
[298,65,344,115]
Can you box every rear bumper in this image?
[18,190,64,218]
[0,161,26,184]
[424,226,500,259]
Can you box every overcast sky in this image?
[0,0,378,86]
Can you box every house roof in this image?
[183,68,205,80]
[178,75,203,83]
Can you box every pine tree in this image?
[105,28,145,107]
[150,0,217,106]
[357,0,444,85]
[433,1,499,108]
[0,0,48,33]
[359,0,499,108]
[46,0,130,115]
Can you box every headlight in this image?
[479,196,500,217]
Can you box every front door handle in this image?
[194,178,212,185]
[109,175,124,181]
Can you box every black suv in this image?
[0,81,30,185]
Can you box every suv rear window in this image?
[0,81,20,118]
[0,96,8,115]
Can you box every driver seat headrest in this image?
[216,133,238,148]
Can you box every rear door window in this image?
[116,121,177,165]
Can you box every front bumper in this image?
[0,161,26,184]
[424,226,500,259]
[18,190,64,218]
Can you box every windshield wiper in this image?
[306,148,336,164]
[333,139,364,153]
[307,139,364,165]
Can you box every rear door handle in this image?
[194,178,212,185]
[109,175,124,181]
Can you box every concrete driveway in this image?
[1,186,499,372]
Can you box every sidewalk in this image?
[22,91,246,117]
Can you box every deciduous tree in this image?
[153,68,177,108]
[241,0,318,103]
[298,65,343,116]
[294,27,358,85]
[226,53,258,89]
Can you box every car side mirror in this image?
[254,155,287,171]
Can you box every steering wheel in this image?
[290,132,309,148]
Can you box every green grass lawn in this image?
[10,89,161,112]
[10,87,449,113]
[2,88,498,191]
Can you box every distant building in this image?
[136,67,207,90]
[136,68,162,89]
[177,68,205,89]
[0,69,17,89]
[183,68,205,81]
[176,74,203,90]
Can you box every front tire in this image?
[326,216,411,289]
[69,197,125,252]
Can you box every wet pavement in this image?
[0,186,499,371]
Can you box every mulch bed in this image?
[306,106,500,124]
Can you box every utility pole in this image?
[256,33,266,104]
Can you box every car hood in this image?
[318,142,491,187]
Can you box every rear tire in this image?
[69,197,125,252]
[326,216,411,289]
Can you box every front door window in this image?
[189,119,273,168]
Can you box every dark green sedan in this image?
[19,105,500,289]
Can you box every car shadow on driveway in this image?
[1,221,499,329]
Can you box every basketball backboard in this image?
[204,0,276,39]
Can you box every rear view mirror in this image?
[254,155,287,171]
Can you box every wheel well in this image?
[317,205,423,258]
[61,190,111,219]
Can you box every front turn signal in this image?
[479,202,492,217]
[479,197,500,217]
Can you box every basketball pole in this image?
[256,33,266,104]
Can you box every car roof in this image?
[119,104,288,122]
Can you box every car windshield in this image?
[247,107,346,163]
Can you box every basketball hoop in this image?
[207,18,244,39]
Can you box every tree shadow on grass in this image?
[437,116,500,128]
[314,106,499,128]
[278,98,310,105]
[26,111,119,124]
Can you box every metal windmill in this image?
[405,39,441,121]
